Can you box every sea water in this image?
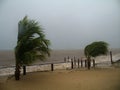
[0,49,120,76]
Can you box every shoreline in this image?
[0,61,116,77]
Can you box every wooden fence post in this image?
[110,51,113,64]
[93,59,95,68]
[81,60,83,68]
[23,65,26,75]
[88,59,91,70]
[85,60,87,67]
[71,59,73,69]
[78,59,80,68]
[51,63,54,71]
[74,56,76,66]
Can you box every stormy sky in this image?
[0,0,120,50]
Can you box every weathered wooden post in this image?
[78,59,80,68]
[51,63,54,71]
[71,59,74,69]
[85,60,87,68]
[23,65,26,75]
[81,60,83,68]
[87,58,91,70]
[74,56,76,66]
[110,51,113,64]
[93,59,95,68]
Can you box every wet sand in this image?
[0,68,120,90]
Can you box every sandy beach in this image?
[0,49,120,90]
[0,68,120,90]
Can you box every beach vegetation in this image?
[84,41,109,69]
[15,16,51,80]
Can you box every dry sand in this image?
[0,68,120,90]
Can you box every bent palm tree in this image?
[15,16,50,80]
[84,41,109,69]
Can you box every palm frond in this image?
[15,16,51,65]
[84,41,109,58]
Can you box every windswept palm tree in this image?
[84,41,109,69]
[15,16,50,80]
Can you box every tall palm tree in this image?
[15,16,50,80]
[84,41,109,69]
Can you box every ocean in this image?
[0,49,120,68]
[0,49,120,76]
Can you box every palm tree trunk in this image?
[15,63,20,80]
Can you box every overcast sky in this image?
[0,0,120,50]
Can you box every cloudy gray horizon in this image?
[0,0,120,50]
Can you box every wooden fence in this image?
[0,57,96,76]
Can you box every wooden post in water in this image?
[110,51,113,64]
[71,59,74,69]
[51,63,54,71]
